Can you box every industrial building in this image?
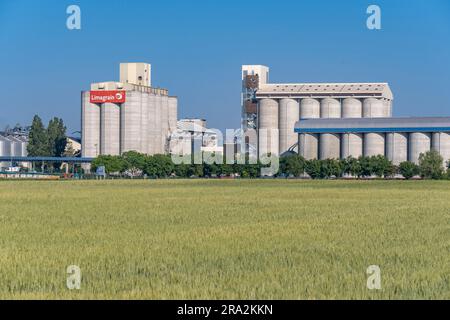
[81,63,178,158]
[242,65,450,165]
[0,133,28,169]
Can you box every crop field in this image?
[0,179,448,299]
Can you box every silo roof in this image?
[257,83,393,100]
[295,117,450,133]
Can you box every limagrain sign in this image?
[90,91,126,104]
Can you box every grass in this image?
[0,179,448,299]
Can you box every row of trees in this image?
[91,152,264,178]
[91,150,449,180]
[280,150,449,180]
[27,115,68,157]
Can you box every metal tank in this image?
[300,98,320,119]
[432,132,450,166]
[279,98,299,154]
[408,132,431,164]
[120,91,142,153]
[341,133,363,159]
[386,133,408,165]
[81,91,100,157]
[258,98,279,157]
[0,136,11,169]
[100,102,121,155]
[319,133,340,159]
[363,98,384,118]
[299,133,318,160]
[342,98,362,118]
[364,133,385,157]
[140,93,149,155]
[320,98,341,118]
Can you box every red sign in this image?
[90,91,126,104]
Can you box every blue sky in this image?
[0,0,449,134]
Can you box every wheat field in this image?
[0,179,448,299]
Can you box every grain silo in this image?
[258,98,279,157]
[81,63,177,158]
[409,132,431,164]
[279,98,299,154]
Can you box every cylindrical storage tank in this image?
[120,91,142,153]
[319,133,340,159]
[320,98,341,118]
[341,133,363,159]
[408,132,431,164]
[140,93,149,155]
[81,91,100,157]
[100,102,120,155]
[363,98,385,118]
[364,133,385,157]
[258,98,279,157]
[383,100,392,117]
[153,95,163,154]
[168,97,178,133]
[279,98,299,154]
[299,133,318,160]
[342,98,362,118]
[160,95,170,154]
[386,133,408,165]
[432,132,450,167]
[300,98,320,119]
[147,94,157,155]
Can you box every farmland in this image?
[0,180,448,299]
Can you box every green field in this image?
[0,180,448,299]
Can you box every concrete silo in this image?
[319,98,341,159]
[100,103,121,155]
[342,98,362,118]
[160,95,170,154]
[364,133,385,157]
[363,98,385,118]
[320,98,341,119]
[341,98,363,158]
[409,132,431,164]
[153,95,163,154]
[168,97,178,133]
[140,93,150,155]
[432,132,450,166]
[341,133,363,159]
[300,98,320,119]
[121,91,142,153]
[299,133,318,160]
[81,91,100,157]
[258,98,279,157]
[279,98,299,154]
[386,133,408,165]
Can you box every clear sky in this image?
[0,0,449,134]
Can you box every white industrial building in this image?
[81,63,178,158]
[242,65,450,165]
[0,134,28,169]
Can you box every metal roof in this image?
[257,83,393,100]
[295,117,450,133]
[0,156,94,163]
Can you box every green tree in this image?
[398,161,419,180]
[280,155,306,177]
[91,155,125,174]
[342,157,362,177]
[418,150,444,179]
[47,117,67,157]
[145,155,174,178]
[27,115,49,156]
[305,159,322,179]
